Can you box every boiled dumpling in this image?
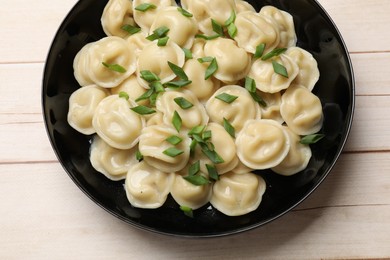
[92,95,145,149]
[271,126,312,176]
[235,0,256,13]
[90,135,138,181]
[67,85,110,135]
[210,171,266,216]
[236,119,290,169]
[101,0,135,38]
[125,161,173,208]
[280,84,323,135]
[73,43,94,87]
[138,125,191,172]
[257,91,284,124]
[125,31,150,57]
[145,111,164,126]
[110,74,149,106]
[205,85,261,133]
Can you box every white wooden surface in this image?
[1,0,390,259]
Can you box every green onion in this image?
[140,70,160,82]
[101,62,127,73]
[192,134,205,143]
[205,58,218,80]
[195,34,220,40]
[206,164,219,181]
[174,97,193,109]
[224,10,236,26]
[197,56,214,63]
[135,3,156,12]
[164,80,192,89]
[136,151,143,161]
[118,91,129,100]
[261,47,287,61]
[183,175,210,186]
[254,43,266,59]
[146,26,170,41]
[202,130,212,141]
[168,61,188,80]
[249,92,267,107]
[130,105,156,115]
[188,125,206,135]
[215,92,238,104]
[189,139,198,154]
[177,7,193,17]
[223,118,235,138]
[201,144,224,164]
[150,81,165,93]
[121,24,141,35]
[180,205,193,218]
[165,135,183,145]
[149,92,158,106]
[300,134,325,145]
[211,19,224,35]
[272,61,289,78]
[163,147,184,157]
[157,36,169,46]
[227,23,237,38]
[245,76,256,93]
[182,48,193,60]
[135,88,154,102]
[188,161,200,176]
[172,110,182,132]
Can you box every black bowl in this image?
[42,0,354,237]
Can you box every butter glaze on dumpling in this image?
[280,84,323,135]
[210,171,266,216]
[236,119,290,169]
[125,161,173,208]
[67,85,110,135]
[92,95,145,150]
[101,0,135,38]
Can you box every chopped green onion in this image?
[211,19,224,36]
[146,26,170,41]
[249,92,267,107]
[118,91,129,100]
[224,10,236,26]
[102,62,127,73]
[157,36,169,46]
[174,97,193,109]
[195,34,220,40]
[135,3,156,12]
[165,135,183,145]
[135,88,154,102]
[245,76,256,93]
[192,134,205,143]
[206,164,219,181]
[182,48,193,60]
[188,161,200,176]
[140,70,160,82]
[201,145,224,164]
[227,22,237,38]
[180,205,193,218]
[272,61,289,78]
[254,43,266,59]
[163,147,184,157]
[164,80,192,89]
[202,130,212,141]
[223,118,235,138]
[188,125,206,135]
[150,81,165,93]
[189,139,198,154]
[215,93,238,104]
[261,47,287,61]
[183,175,210,186]
[300,134,325,145]
[172,110,182,132]
[136,151,143,161]
[168,61,188,80]
[205,58,218,80]
[177,7,193,17]
[149,92,158,106]
[121,24,141,35]
[197,56,214,63]
[130,105,156,115]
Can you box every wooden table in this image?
[1,0,389,259]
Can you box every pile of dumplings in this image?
[67,0,323,217]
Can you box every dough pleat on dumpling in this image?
[101,0,135,38]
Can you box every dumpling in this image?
[285,47,320,91]
[132,0,175,32]
[205,85,261,133]
[235,0,256,13]
[271,126,312,176]
[149,6,198,49]
[92,95,145,149]
[73,43,94,87]
[236,119,290,169]
[125,161,173,208]
[125,31,150,57]
[86,36,137,88]
[181,0,236,35]
[138,125,191,172]
[67,85,110,135]
[234,11,280,54]
[203,38,252,83]
[156,89,209,130]
[257,91,284,124]
[231,158,254,174]
[181,59,220,102]
[110,74,149,106]
[210,171,266,216]
[89,135,138,181]
[259,6,297,48]
[248,54,299,93]
[145,111,164,126]
[137,40,185,88]
[101,0,135,38]
[170,171,213,210]
[280,84,323,135]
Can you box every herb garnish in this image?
[101,62,127,73]
[134,3,156,12]
[300,134,325,144]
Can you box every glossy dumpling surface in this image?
[101,0,134,38]
[210,171,266,216]
[280,84,323,135]
[92,95,145,149]
[125,161,173,208]
[67,85,109,135]
[236,119,290,169]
